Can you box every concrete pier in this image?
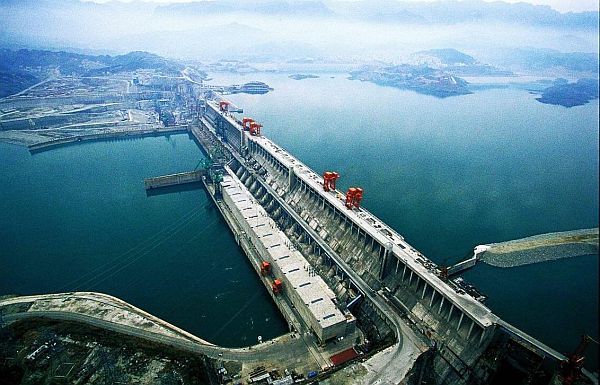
[144,170,204,190]
[447,255,477,276]
[28,125,188,153]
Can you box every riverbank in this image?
[480,228,599,268]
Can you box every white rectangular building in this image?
[220,169,352,342]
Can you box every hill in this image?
[537,78,599,107]
[0,49,185,97]
[0,49,184,77]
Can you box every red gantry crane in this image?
[260,261,271,276]
[272,279,283,294]
[219,100,230,112]
[353,188,363,208]
[249,122,263,136]
[323,171,340,192]
[242,117,255,131]
[345,187,364,209]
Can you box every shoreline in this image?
[0,125,189,153]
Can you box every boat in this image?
[231,81,273,94]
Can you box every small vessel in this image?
[231,81,273,94]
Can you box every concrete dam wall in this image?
[198,99,598,385]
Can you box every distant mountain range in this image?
[0,49,183,76]
[487,48,599,73]
[336,0,597,28]
[1,0,597,64]
[156,0,334,17]
[155,0,598,29]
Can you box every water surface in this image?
[0,135,288,347]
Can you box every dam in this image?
[180,96,598,384]
[201,98,495,333]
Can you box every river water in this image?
[1,73,598,367]
[0,135,288,347]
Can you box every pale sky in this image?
[409,0,598,13]
[82,0,600,13]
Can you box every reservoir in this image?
[1,73,598,367]
[0,135,288,347]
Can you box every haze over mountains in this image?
[0,0,598,74]
[156,0,598,29]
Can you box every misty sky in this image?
[498,0,598,12]
[1,0,598,62]
[82,0,599,13]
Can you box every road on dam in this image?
[0,293,309,363]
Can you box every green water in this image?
[218,73,599,367]
[1,73,598,368]
[0,134,288,347]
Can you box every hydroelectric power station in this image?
[160,95,598,385]
[1,54,596,385]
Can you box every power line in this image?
[57,207,203,291]
[81,217,219,290]
[69,209,206,291]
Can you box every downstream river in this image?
[0,135,288,347]
[1,73,598,367]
